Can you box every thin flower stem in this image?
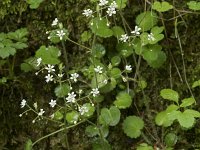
[67,38,92,51]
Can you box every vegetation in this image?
[1,0,200,149]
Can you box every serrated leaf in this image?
[35,46,60,65]
[112,26,125,38]
[54,83,70,98]
[7,28,28,42]
[66,111,79,124]
[177,111,195,128]
[136,11,158,31]
[85,125,99,137]
[152,1,173,12]
[12,42,28,49]
[160,89,179,104]
[111,56,121,66]
[0,46,16,59]
[180,97,195,107]
[92,44,106,58]
[99,106,121,126]
[90,17,113,38]
[114,92,132,109]
[187,1,200,11]
[136,143,154,150]
[192,80,200,88]
[184,109,200,118]
[164,133,177,147]
[122,116,144,138]
[53,111,63,120]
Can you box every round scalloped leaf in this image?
[147,50,166,68]
[160,89,179,104]
[65,111,79,124]
[25,139,32,150]
[27,0,43,9]
[114,92,132,109]
[142,44,162,62]
[122,116,144,138]
[116,0,127,9]
[92,44,106,58]
[164,133,177,147]
[110,68,121,79]
[192,80,200,88]
[100,77,117,93]
[81,31,92,42]
[180,97,195,107]
[85,125,99,137]
[90,17,113,38]
[177,111,195,128]
[152,1,173,12]
[184,109,200,118]
[91,73,108,88]
[81,103,95,117]
[99,106,121,126]
[111,56,121,66]
[187,1,200,11]
[136,143,154,150]
[136,11,158,31]
[112,26,125,38]
[53,111,64,120]
[49,28,69,44]
[54,83,70,98]
[116,43,134,57]
[35,46,61,65]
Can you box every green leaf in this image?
[110,68,121,79]
[122,116,144,138]
[91,73,108,89]
[192,80,200,88]
[111,56,121,66]
[164,133,177,147]
[81,103,95,117]
[92,44,106,58]
[27,0,44,9]
[138,80,147,90]
[20,63,34,72]
[100,78,117,93]
[151,26,164,34]
[54,83,70,98]
[160,89,179,104]
[180,97,195,107]
[81,31,92,42]
[49,28,69,43]
[92,138,112,150]
[90,17,113,38]
[114,92,132,109]
[155,111,173,127]
[12,42,28,49]
[0,46,16,59]
[152,1,173,12]
[35,46,60,65]
[66,111,79,124]
[136,143,154,150]
[53,111,63,120]
[112,26,125,38]
[116,0,127,9]
[187,1,200,11]
[184,109,200,118]
[99,106,121,126]
[116,42,133,57]
[147,50,166,68]
[7,28,28,42]
[136,11,158,31]
[142,44,162,61]
[177,111,195,128]
[24,139,32,150]
[85,125,99,137]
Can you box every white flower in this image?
[91,88,100,97]
[20,99,26,108]
[148,33,155,41]
[120,34,129,42]
[125,65,132,71]
[78,89,83,94]
[58,73,64,78]
[66,92,76,103]
[45,74,54,83]
[52,18,58,26]
[70,73,79,82]
[82,9,93,17]
[38,109,45,116]
[50,114,54,119]
[106,7,116,16]
[36,58,42,66]
[110,1,118,8]
[33,102,37,109]
[79,105,89,115]
[49,99,56,108]
[56,30,66,40]
[45,64,55,73]
[19,114,22,117]
[131,26,141,35]
[99,0,108,6]
[94,66,103,74]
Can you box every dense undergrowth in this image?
[1,0,200,150]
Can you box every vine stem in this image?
[32,120,85,147]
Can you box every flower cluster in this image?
[66,92,76,103]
